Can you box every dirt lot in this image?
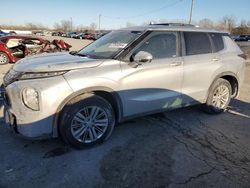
[0,37,250,188]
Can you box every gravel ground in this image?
[0,37,250,188]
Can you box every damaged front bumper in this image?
[1,85,18,133]
[1,76,73,139]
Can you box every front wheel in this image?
[204,78,232,114]
[59,94,115,148]
[0,52,9,65]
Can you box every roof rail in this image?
[149,23,195,27]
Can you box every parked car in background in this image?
[65,32,78,38]
[34,32,45,36]
[230,35,238,40]
[93,32,109,40]
[0,35,71,64]
[84,33,95,40]
[9,31,17,35]
[234,35,250,41]
[0,30,8,37]
[51,32,57,36]
[2,24,246,148]
[70,33,78,38]
[73,32,86,39]
[52,32,64,36]
[61,32,67,37]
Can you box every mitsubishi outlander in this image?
[2,24,246,148]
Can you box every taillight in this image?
[238,53,248,60]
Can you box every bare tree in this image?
[53,20,72,32]
[61,20,72,32]
[199,18,214,28]
[89,23,97,32]
[76,24,88,32]
[247,20,250,27]
[220,16,236,32]
[24,22,46,30]
[25,23,38,30]
[240,19,247,27]
[231,19,250,35]
[53,22,61,31]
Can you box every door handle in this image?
[170,61,182,66]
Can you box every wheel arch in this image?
[207,71,239,100]
[0,49,17,63]
[0,51,10,64]
[52,86,123,137]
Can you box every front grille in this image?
[0,85,10,106]
[3,69,22,87]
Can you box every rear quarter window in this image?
[184,32,212,56]
[210,33,224,52]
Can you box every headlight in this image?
[22,88,39,111]
[19,71,67,80]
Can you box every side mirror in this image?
[133,51,153,63]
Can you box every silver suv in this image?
[2,24,246,148]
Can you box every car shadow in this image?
[0,89,250,188]
[228,98,250,117]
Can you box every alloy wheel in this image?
[0,53,8,64]
[212,85,230,109]
[70,106,109,143]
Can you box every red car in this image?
[0,35,71,65]
[84,33,95,40]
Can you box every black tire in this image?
[59,94,115,148]
[204,78,232,114]
[0,52,9,65]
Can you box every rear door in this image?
[119,31,184,117]
[181,32,222,104]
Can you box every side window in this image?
[210,33,224,52]
[6,39,22,48]
[135,32,177,59]
[184,32,212,55]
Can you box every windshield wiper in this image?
[69,51,77,55]
[75,53,88,57]
[70,51,88,57]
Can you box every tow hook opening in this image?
[4,109,19,134]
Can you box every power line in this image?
[102,0,184,20]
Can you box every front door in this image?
[119,31,184,117]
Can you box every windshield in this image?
[77,30,143,59]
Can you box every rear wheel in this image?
[59,94,115,148]
[0,52,9,65]
[204,78,232,114]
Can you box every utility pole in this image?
[98,14,101,32]
[189,0,194,24]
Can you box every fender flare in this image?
[206,71,239,100]
[0,46,18,63]
[52,86,123,137]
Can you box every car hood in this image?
[13,52,104,72]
